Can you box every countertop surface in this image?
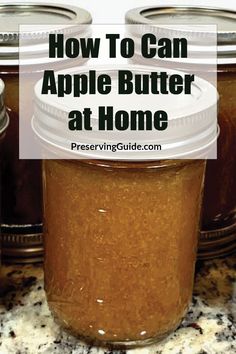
[0,255,236,354]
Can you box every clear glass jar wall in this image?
[202,65,236,231]
[43,159,205,346]
[0,78,9,266]
[0,67,43,226]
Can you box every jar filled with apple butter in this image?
[0,3,92,263]
[0,78,10,227]
[33,65,217,347]
[43,158,205,346]
[0,79,9,264]
[126,6,236,259]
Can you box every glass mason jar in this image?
[0,64,44,262]
[202,64,236,231]
[125,6,236,259]
[33,64,217,346]
[0,79,9,266]
[43,159,205,346]
[0,78,10,239]
[0,3,92,263]
[199,64,236,259]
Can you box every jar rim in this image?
[0,3,92,65]
[50,158,203,171]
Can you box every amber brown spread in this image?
[44,159,205,344]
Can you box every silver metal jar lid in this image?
[0,3,92,65]
[0,79,9,135]
[125,6,236,65]
[32,64,218,160]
